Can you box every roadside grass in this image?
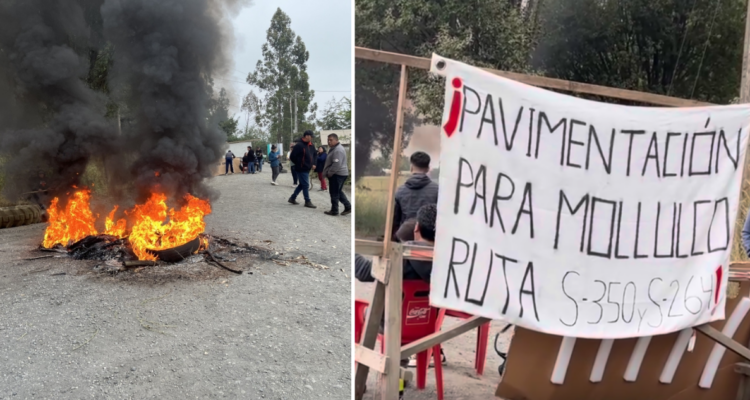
[355,188,388,238]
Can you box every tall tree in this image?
[247,8,316,150]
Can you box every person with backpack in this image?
[287,131,317,209]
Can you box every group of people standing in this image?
[222,131,351,216]
[286,131,351,216]
[223,146,265,174]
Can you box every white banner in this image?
[428,54,750,339]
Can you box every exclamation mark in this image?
[443,77,463,138]
[714,265,723,306]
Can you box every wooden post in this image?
[354,244,405,400]
[354,281,386,399]
[382,64,409,256]
[735,0,750,263]
[380,244,404,399]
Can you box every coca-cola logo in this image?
[406,301,430,324]
[408,307,429,318]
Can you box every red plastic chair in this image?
[355,298,369,344]
[436,309,491,375]
[354,281,444,400]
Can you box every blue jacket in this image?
[316,152,327,173]
[268,151,280,168]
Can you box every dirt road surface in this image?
[0,171,352,399]
[355,279,514,400]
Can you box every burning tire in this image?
[0,204,43,229]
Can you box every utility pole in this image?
[289,97,293,145]
[294,93,298,135]
[741,0,750,103]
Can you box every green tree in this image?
[338,97,352,129]
[246,8,316,151]
[220,117,241,141]
[534,0,745,104]
[208,87,243,142]
[317,97,352,130]
[355,0,540,178]
[208,87,230,126]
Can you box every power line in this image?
[212,77,350,92]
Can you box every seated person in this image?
[355,203,445,368]
[394,218,417,243]
[355,204,436,283]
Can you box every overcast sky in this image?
[219,0,352,130]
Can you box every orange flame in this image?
[42,189,98,248]
[127,193,211,260]
[104,206,127,237]
[42,189,211,261]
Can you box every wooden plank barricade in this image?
[355,239,750,399]
[353,45,750,399]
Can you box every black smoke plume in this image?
[0,0,248,207]
[0,0,117,207]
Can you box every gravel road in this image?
[0,171,352,400]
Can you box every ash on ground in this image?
[38,234,284,282]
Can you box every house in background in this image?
[319,129,351,149]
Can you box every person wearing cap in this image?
[287,131,317,208]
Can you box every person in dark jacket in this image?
[288,131,317,208]
[225,150,236,175]
[315,146,328,191]
[256,149,264,172]
[241,152,249,174]
[269,145,281,185]
[245,146,256,174]
[355,204,437,284]
[392,151,439,240]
